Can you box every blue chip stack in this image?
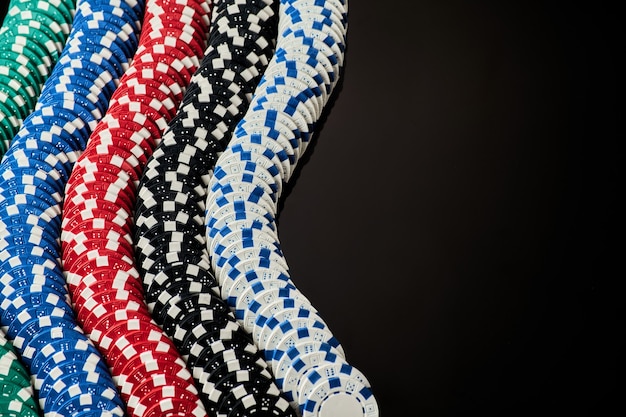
[0,0,143,415]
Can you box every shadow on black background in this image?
[1,1,622,416]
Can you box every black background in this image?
[275,1,623,416]
[1,2,623,416]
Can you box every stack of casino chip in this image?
[0,0,143,415]
[205,1,379,416]
[60,0,213,416]
[0,330,39,416]
[134,0,299,415]
[0,0,74,155]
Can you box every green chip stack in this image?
[0,330,40,417]
[0,0,75,154]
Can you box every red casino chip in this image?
[62,236,134,274]
[109,85,178,122]
[88,310,155,353]
[61,222,134,268]
[64,179,136,215]
[65,166,135,203]
[73,149,143,185]
[125,373,196,405]
[123,64,186,103]
[70,152,141,187]
[63,181,135,217]
[61,211,133,242]
[73,287,146,319]
[90,128,153,170]
[114,77,179,114]
[124,372,200,409]
[60,203,132,237]
[83,305,152,338]
[139,16,207,52]
[106,321,180,367]
[81,141,145,182]
[144,0,211,28]
[74,274,145,310]
[113,336,182,375]
[64,263,141,297]
[82,301,152,344]
[132,45,198,80]
[89,116,157,154]
[104,105,167,146]
[96,107,159,147]
[134,37,200,75]
[142,396,207,417]
[142,4,208,33]
[77,298,148,337]
[106,100,171,141]
[129,385,205,417]
[116,353,194,388]
[99,317,158,347]
[76,268,143,295]
[129,52,193,90]
[67,248,136,280]
[115,355,192,390]
[140,18,207,56]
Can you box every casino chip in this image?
[1,0,378,416]
[57,0,218,416]
[0,0,142,415]
[131,1,307,416]
[0,0,74,151]
[199,1,380,415]
[0,330,40,415]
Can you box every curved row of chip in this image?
[204,1,379,416]
[0,0,144,415]
[59,0,214,416]
[0,0,379,416]
[133,0,301,415]
[0,0,73,155]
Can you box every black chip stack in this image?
[134,0,299,415]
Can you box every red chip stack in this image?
[60,1,214,416]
